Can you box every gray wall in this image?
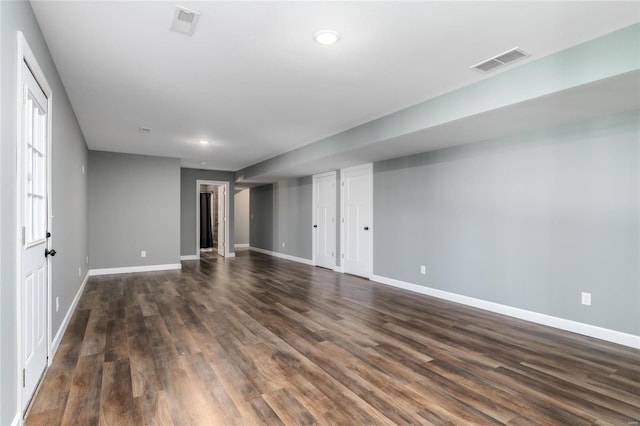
[88,152,180,269]
[180,168,235,256]
[1,1,89,423]
[250,177,312,259]
[374,112,640,335]
[234,189,250,245]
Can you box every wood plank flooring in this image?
[26,250,640,425]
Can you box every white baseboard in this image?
[249,247,313,266]
[10,411,20,426]
[226,252,236,258]
[371,274,640,349]
[333,265,344,273]
[234,243,249,248]
[89,263,181,276]
[200,248,214,252]
[49,272,90,362]
[180,255,198,261]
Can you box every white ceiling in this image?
[31,1,639,172]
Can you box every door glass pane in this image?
[24,93,47,245]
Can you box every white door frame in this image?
[312,171,337,268]
[195,180,230,258]
[340,163,373,278]
[16,31,54,416]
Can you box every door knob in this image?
[313,225,318,228]
[45,248,57,257]
[364,226,369,230]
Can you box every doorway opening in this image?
[196,180,229,259]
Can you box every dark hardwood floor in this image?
[26,250,640,425]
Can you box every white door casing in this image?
[341,164,373,278]
[195,180,230,258]
[312,172,336,269]
[18,42,52,414]
[217,185,225,257]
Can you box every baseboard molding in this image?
[234,244,249,249]
[89,263,181,276]
[50,271,89,364]
[249,247,313,266]
[10,411,20,426]
[200,248,214,253]
[226,252,236,258]
[371,274,640,349]
[333,265,344,273]
[180,255,198,261]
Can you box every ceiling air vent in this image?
[471,47,529,73]
[170,6,200,36]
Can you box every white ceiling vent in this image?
[471,47,529,73]
[170,6,200,36]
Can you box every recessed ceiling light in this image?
[314,30,340,46]
[198,140,209,145]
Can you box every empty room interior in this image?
[2,1,640,425]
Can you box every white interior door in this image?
[341,164,372,278]
[217,185,225,256]
[313,172,336,269]
[21,60,50,411]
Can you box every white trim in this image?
[249,247,313,266]
[89,263,181,276]
[234,243,249,249]
[371,274,640,349]
[333,265,344,273]
[16,31,54,417]
[196,180,231,258]
[227,252,236,258]
[10,412,20,426]
[180,255,198,261]
[199,247,214,253]
[340,163,373,279]
[312,171,337,269]
[49,272,89,361]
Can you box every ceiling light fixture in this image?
[198,140,209,145]
[314,30,340,46]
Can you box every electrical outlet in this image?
[581,292,591,306]
[141,250,146,258]
[78,267,82,277]
[86,256,89,264]
[282,242,285,248]
[55,297,59,312]
[82,165,85,174]
[420,265,426,275]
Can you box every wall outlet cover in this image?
[581,292,592,306]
